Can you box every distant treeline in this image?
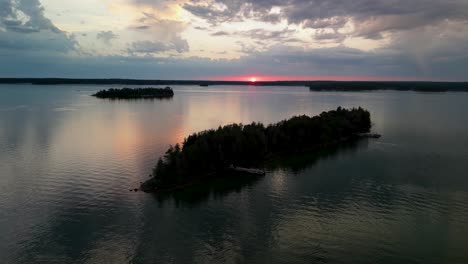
[308,81,468,92]
[1,78,467,92]
[141,107,372,192]
[0,78,289,86]
[92,87,174,99]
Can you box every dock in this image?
[228,165,266,175]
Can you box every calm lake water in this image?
[1,84,468,264]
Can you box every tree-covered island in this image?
[92,87,174,99]
[141,107,375,192]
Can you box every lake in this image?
[1,84,468,264]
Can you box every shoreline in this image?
[2,79,467,93]
[1,78,467,92]
[140,132,381,193]
[140,108,373,193]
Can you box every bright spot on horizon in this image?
[250,77,257,82]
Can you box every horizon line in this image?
[0,77,467,83]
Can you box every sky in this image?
[1,0,468,81]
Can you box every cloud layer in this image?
[1,0,468,80]
[0,0,77,53]
[182,0,468,38]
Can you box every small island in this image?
[92,87,174,99]
[141,107,375,192]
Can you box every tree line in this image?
[308,81,468,92]
[92,87,174,99]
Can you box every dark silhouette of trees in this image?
[2,78,468,92]
[141,107,372,192]
[307,81,468,92]
[92,87,174,99]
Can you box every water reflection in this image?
[151,174,264,207]
[148,137,368,207]
[267,139,366,173]
[131,139,370,263]
[1,85,468,263]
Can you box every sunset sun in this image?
[250,77,257,82]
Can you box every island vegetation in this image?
[92,87,174,99]
[307,81,468,92]
[151,140,364,205]
[141,107,373,192]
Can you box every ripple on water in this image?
[2,86,468,263]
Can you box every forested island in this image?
[141,107,373,192]
[92,87,174,99]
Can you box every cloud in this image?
[128,41,171,54]
[1,0,467,81]
[182,0,468,39]
[236,41,259,55]
[211,31,230,36]
[170,36,190,53]
[313,29,346,43]
[0,0,62,33]
[4,37,467,80]
[2,19,40,33]
[0,0,77,52]
[238,28,296,41]
[97,31,118,44]
[182,1,245,24]
[0,30,77,52]
[128,14,190,54]
[128,39,189,54]
[209,28,301,46]
[303,16,347,30]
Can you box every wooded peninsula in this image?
[141,107,373,192]
[92,87,174,99]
